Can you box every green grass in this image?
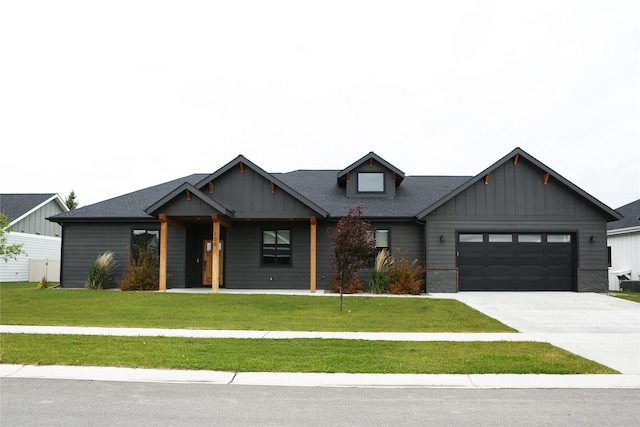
[610,291,640,303]
[0,282,514,332]
[0,334,617,374]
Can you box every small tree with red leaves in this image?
[328,205,375,311]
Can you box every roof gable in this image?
[337,152,405,187]
[417,147,621,221]
[145,183,235,217]
[0,193,68,226]
[195,155,329,218]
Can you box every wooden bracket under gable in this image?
[544,173,551,185]
[185,189,191,201]
[270,182,275,194]
[346,172,350,183]
[484,173,490,185]
[369,158,373,168]
[240,162,244,174]
[208,182,214,194]
[514,154,520,165]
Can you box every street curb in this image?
[3,364,639,389]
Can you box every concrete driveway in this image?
[437,292,640,375]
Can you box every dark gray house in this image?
[49,148,621,293]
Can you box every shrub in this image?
[386,249,426,295]
[329,275,364,294]
[368,249,391,294]
[120,246,159,291]
[37,276,48,289]
[86,251,117,289]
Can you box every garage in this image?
[457,232,575,291]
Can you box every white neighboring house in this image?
[0,194,69,282]
[607,198,640,290]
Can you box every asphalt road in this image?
[2,378,639,426]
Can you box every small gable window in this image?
[262,230,291,266]
[358,173,384,193]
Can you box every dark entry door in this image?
[457,233,574,291]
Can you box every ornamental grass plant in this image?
[86,251,117,289]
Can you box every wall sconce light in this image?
[440,235,445,242]
[590,235,595,242]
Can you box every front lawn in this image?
[0,334,617,374]
[609,291,640,303]
[0,282,514,332]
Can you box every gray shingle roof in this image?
[0,194,57,222]
[607,199,640,231]
[49,175,208,221]
[276,170,469,217]
[48,169,470,221]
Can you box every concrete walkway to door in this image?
[434,292,640,375]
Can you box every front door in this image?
[202,240,224,286]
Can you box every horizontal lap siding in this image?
[61,222,158,288]
[225,222,311,289]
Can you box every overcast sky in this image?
[1,1,638,209]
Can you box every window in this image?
[547,234,572,243]
[262,230,291,266]
[358,173,384,192]
[365,229,389,267]
[459,234,484,243]
[607,246,612,268]
[518,234,542,243]
[132,229,159,261]
[489,234,513,243]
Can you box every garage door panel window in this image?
[518,234,542,243]
[547,234,572,243]
[459,234,483,243]
[489,234,513,243]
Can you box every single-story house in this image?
[0,193,69,282]
[49,147,621,292]
[607,199,640,290]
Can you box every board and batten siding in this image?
[607,230,640,290]
[424,158,611,292]
[11,199,65,237]
[207,166,317,218]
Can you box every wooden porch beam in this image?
[158,214,185,228]
[211,219,220,293]
[159,217,168,291]
[211,214,232,228]
[310,216,317,293]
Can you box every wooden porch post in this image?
[310,216,317,293]
[211,215,220,293]
[159,215,168,291]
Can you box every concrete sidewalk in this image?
[2,364,639,389]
